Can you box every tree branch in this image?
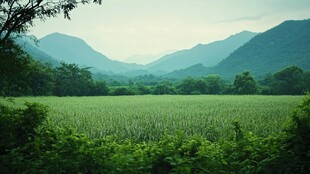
[0,0,102,45]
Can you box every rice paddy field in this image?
[1,95,303,141]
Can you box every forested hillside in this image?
[16,37,59,66]
[146,31,256,73]
[37,33,142,73]
[210,19,310,79]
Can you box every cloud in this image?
[217,13,267,23]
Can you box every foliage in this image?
[177,78,203,95]
[0,94,309,173]
[27,60,55,96]
[177,75,225,95]
[1,40,308,97]
[54,62,94,96]
[0,40,31,96]
[111,87,135,96]
[0,0,102,46]
[132,83,152,95]
[233,71,257,94]
[153,80,176,95]
[211,19,310,80]
[92,81,110,96]
[259,66,310,95]
[0,102,48,154]
[284,93,310,173]
[204,74,225,94]
[272,66,306,95]
[1,41,309,97]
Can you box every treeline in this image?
[1,42,309,96]
[0,59,110,96]
[0,41,109,96]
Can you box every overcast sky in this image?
[31,0,310,61]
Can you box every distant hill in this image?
[210,19,310,79]
[16,36,59,66]
[167,19,310,80]
[124,50,175,65]
[37,33,142,73]
[146,31,257,73]
[164,64,208,79]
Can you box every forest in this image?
[1,41,309,97]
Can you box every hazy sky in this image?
[31,0,310,61]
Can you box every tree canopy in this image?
[233,71,257,95]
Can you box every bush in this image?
[0,102,48,173]
[284,93,310,173]
[112,87,135,96]
[0,102,48,154]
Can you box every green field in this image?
[1,95,303,141]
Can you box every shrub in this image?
[0,102,48,154]
[284,93,310,173]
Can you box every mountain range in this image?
[18,19,310,81]
[124,50,176,65]
[146,31,257,73]
[169,19,310,80]
[37,33,142,73]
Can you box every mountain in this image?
[16,36,59,66]
[164,64,209,79]
[125,54,155,65]
[37,33,142,73]
[167,19,310,80]
[209,19,310,79]
[145,31,257,73]
[124,50,175,65]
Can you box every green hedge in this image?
[0,95,309,173]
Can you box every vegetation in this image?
[1,95,302,142]
[0,43,109,96]
[146,31,257,73]
[1,35,309,97]
[260,66,310,95]
[0,94,309,173]
[211,19,310,79]
[233,71,257,95]
[0,0,102,45]
[1,2,309,173]
[1,43,309,97]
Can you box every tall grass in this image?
[1,95,302,141]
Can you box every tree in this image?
[195,79,208,94]
[112,87,134,96]
[26,60,55,96]
[0,0,102,97]
[233,71,257,95]
[177,78,210,95]
[153,81,176,95]
[134,83,151,95]
[177,78,199,95]
[92,81,109,96]
[204,74,225,94]
[54,62,93,96]
[302,71,310,93]
[258,73,274,95]
[0,0,102,45]
[0,40,32,96]
[273,66,305,95]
